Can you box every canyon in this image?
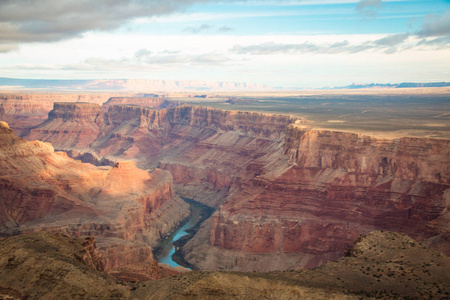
[1,93,449,274]
[0,120,189,280]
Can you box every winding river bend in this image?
[155,198,213,269]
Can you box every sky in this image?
[0,0,449,88]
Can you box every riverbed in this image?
[155,198,213,269]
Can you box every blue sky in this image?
[0,0,449,88]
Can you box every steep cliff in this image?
[25,102,104,150]
[184,125,450,271]
[0,93,115,136]
[0,121,189,277]
[26,104,301,207]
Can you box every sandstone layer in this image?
[0,93,116,136]
[25,104,300,207]
[17,101,450,272]
[185,125,450,271]
[0,121,189,277]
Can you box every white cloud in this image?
[356,0,382,18]
[1,32,448,87]
[417,10,450,37]
[0,0,213,52]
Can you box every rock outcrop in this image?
[26,102,104,150]
[0,231,130,299]
[0,121,189,277]
[0,93,115,136]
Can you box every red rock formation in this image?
[0,121,189,276]
[190,125,450,271]
[25,104,300,207]
[18,101,450,272]
[25,102,104,150]
[0,93,115,136]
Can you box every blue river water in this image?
[156,201,205,268]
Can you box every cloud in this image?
[374,33,409,46]
[183,24,213,34]
[135,49,152,59]
[417,35,450,49]
[0,0,212,52]
[183,24,235,34]
[6,51,230,72]
[143,53,229,64]
[356,0,382,18]
[356,0,381,10]
[0,44,18,53]
[218,26,234,32]
[417,10,450,37]
[231,34,417,55]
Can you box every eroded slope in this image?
[0,121,189,278]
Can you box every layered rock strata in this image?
[184,125,450,271]
[26,102,104,150]
[0,121,189,276]
[0,93,115,136]
[26,104,300,207]
[19,101,450,272]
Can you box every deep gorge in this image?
[1,97,449,274]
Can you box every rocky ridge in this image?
[0,121,189,278]
[1,230,448,299]
[0,231,130,299]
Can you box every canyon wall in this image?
[25,104,300,206]
[26,102,105,150]
[0,121,189,277]
[0,93,116,136]
[184,125,450,271]
[12,100,450,272]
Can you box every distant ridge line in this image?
[0,77,269,92]
[333,82,450,89]
[0,77,449,91]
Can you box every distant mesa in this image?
[0,77,270,92]
[334,82,450,89]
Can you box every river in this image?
[155,198,213,269]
